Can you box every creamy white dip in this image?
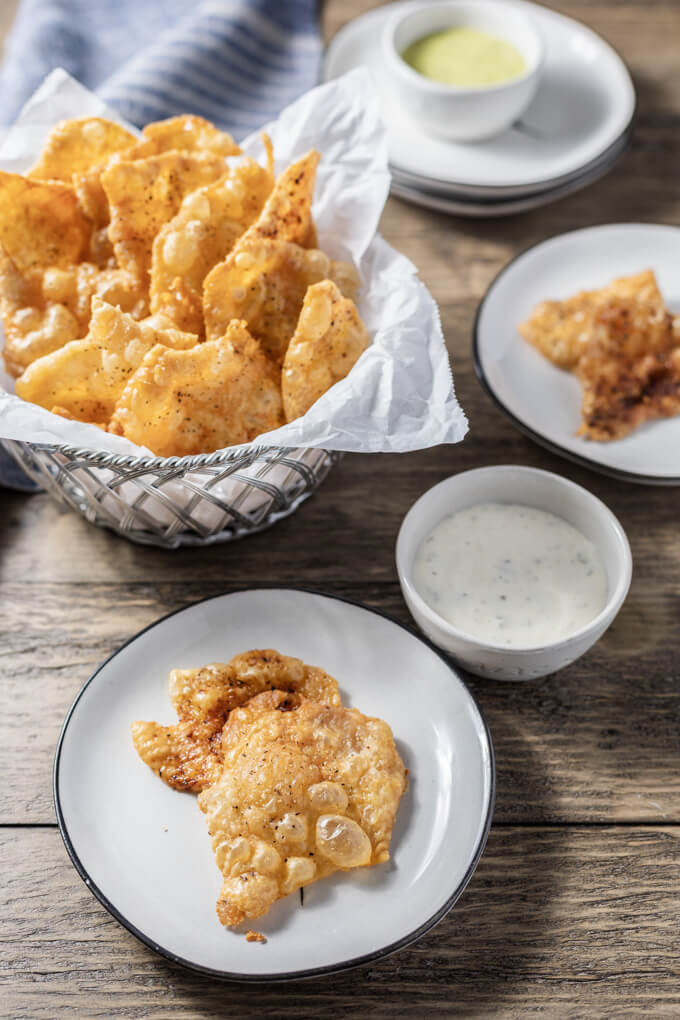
[413,503,608,648]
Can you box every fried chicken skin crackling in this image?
[131,650,341,792]
[198,690,408,927]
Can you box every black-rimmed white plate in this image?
[474,223,680,485]
[54,588,494,981]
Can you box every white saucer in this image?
[54,588,494,981]
[474,224,680,484]
[390,131,630,217]
[324,1,635,193]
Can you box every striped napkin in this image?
[0,0,322,489]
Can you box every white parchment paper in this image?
[0,66,467,458]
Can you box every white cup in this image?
[382,0,544,142]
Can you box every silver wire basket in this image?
[1,438,340,548]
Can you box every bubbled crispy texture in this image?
[519,270,667,370]
[240,150,319,248]
[4,116,370,455]
[519,268,680,441]
[149,159,273,335]
[282,279,369,421]
[28,117,137,182]
[576,298,680,440]
[0,172,90,272]
[0,249,147,376]
[108,319,284,456]
[128,115,242,160]
[16,297,198,423]
[203,238,360,365]
[131,650,341,793]
[101,151,228,285]
[198,691,407,927]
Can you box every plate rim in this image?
[389,134,631,219]
[53,585,496,983]
[473,223,680,485]
[387,122,633,199]
[323,0,636,190]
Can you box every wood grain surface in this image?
[2,0,680,1016]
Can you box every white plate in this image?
[390,125,631,199]
[474,224,680,484]
[323,1,635,192]
[390,134,629,218]
[54,588,494,981]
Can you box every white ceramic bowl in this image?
[396,466,632,680]
[382,0,544,142]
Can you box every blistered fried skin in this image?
[128,115,242,160]
[577,298,680,440]
[197,691,407,927]
[109,319,283,456]
[240,151,320,248]
[282,280,369,421]
[519,270,667,370]
[74,164,122,268]
[28,117,137,182]
[203,238,360,365]
[16,297,198,423]
[33,119,143,268]
[0,248,148,376]
[0,172,90,272]
[149,159,273,335]
[131,650,341,793]
[101,151,227,284]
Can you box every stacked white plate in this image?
[323,1,635,217]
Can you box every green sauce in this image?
[401,27,526,87]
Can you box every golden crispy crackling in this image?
[240,150,319,248]
[109,319,283,455]
[128,115,242,160]
[0,247,147,376]
[28,117,137,182]
[149,158,273,335]
[131,650,341,793]
[0,172,90,272]
[101,151,228,285]
[73,164,121,268]
[520,268,680,441]
[519,270,666,370]
[198,691,407,927]
[16,297,197,423]
[576,298,680,440]
[282,279,369,421]
[203,238,359,365]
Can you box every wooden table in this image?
[2,1,679,1015]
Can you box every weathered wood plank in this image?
[1,581,678,825]
[1,826,678,1018]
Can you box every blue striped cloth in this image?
[0,0,321,488]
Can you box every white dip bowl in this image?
[396,465,632,680]
[382,0,544,142]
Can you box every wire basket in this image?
[1,438,340,548]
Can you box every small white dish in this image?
[475,224,680,484]
[54,588,494,980]
[324,0,634,192]
[382,0,544,142]
[396,466,632,680]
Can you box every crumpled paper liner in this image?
[0,67,467,533]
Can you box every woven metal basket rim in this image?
[16,440,303,470]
